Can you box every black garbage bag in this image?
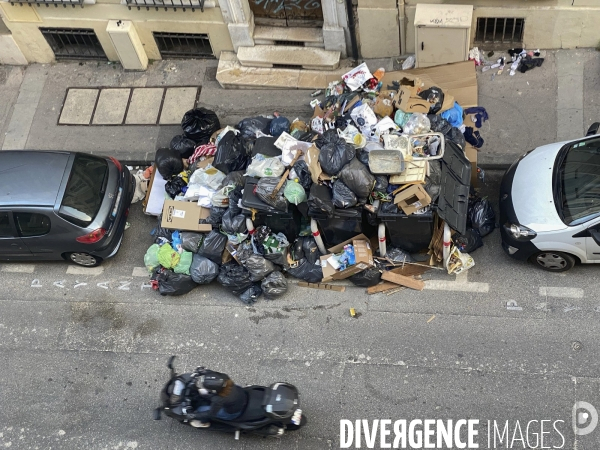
[424,160,442,203]
[155,148,184,180]
[181,107,220,145]
[237,116,272,140]
[189,254,219,284]
[301,236,321,265]
[291,238,304,261]
[338,158,376,201]
[292,160,312,191]
[307,183,334,217]
[356,149,370,166]
[374,175,389,192]
[151,268,197,296]
[219,171,246,190]
[170,135,196,159]
[385,246,415,263]
[197,230,227,265]
[228,186,244,215]
[237,242,275,281]
[239,283,263,304]
[379,201,401,215]
[332,179,357,208]
[221,209,248,235]
[286,258,323,283]
[469,197,496,237]
[165,176,187,199]
[419,87,445,115]
[444,127,466,150]
[348,266,382,287]
[251,226,272,255]
[152,215,172,244]
[454,228,483,253]
[256,177,288,212]
[201,206,228,228]
[428,115,452,135]
[213,131,249,174]
[217,261,253,297]
[252,136,281,157]
[181,232,204,253]
[270,116,290,138]
[317,129,355,175]
[261,271,288,299]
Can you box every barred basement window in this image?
[126,0,205,12]
[40,28,107,60]
[474,18,525,44]
[153,32,214,59]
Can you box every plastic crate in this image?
[377,208,434,253]
[311,207,376,248]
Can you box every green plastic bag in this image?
[173,251,193,275]
[144,244,160,272]
[394,110,412,128]
[283,180,307,205]
[157,243,180,269]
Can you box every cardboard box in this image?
[143,164,168,216]
[161,199,212,232]
[394,184,432,215]
[395,86,430,114]
[320,234,374,282]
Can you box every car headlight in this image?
[504,223,537,241]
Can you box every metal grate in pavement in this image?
[58,86,201,126]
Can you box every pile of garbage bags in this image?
[144,62,495,299]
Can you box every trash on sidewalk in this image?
[139,60,494,301]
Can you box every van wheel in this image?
[530,251,575,272]
[66,252,102,267]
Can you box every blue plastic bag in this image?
[440,102,464,128]
[269,116,290,138]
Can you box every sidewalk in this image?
[1,49,598,167]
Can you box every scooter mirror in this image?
[153,408,162,420]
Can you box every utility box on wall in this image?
[106,20,148,71]
[414,4,473,68]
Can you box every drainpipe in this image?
[398,0,406,55]
[345,0,359,62]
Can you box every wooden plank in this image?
[270,169,289,198]
[367,282,403,295]
[389,264,431,278]
[381,271,425,291]
[298,281,345,292]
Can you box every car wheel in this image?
[530,251,575,272]
[67,252,102,267]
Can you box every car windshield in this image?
[555,137,600,226]
[59,154,108,227]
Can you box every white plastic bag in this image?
[446,245,475,275]
[342,62,374,91]
[350,104,378,135]
[187,165,226,191]
[373,117,399,140]
[402,55,415,70]
[402,113,431,135]
[244,154,285,178]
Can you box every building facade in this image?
[0,0,599,67]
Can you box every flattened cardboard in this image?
[144,164,168,216]
[321,235,374,282]
[393,184,431,215]
[161,200,212,232]
[380,61,477,109]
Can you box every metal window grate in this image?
[272,63,302,69]
[153,32,214,59]
[40,28,107,60]
[475,18,525,44]
[10,0,83,6]
[273,40,305,47]
[126,0,205,12]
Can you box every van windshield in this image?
[59,154,108,227]
[554,137,600,226]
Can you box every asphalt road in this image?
[1,171,600,450]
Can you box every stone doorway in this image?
[249,0,323,28]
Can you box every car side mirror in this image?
[590,229,600,246]
[153,408,162,420]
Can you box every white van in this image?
[499,123,600,272]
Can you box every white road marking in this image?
[539,286,584,299]
[1,264,35,273]
[455,271,469,284]
[132,267,149,277]
[424,280,490,293]
[66,265,104,276]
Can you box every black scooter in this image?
[153,356,308,439]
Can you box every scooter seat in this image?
[234,387,267,422]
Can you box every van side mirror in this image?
[590,229,600,246]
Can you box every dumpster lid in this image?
[436,141,470,234]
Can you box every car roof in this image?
[0,151,71,207]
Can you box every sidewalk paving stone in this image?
[158,87,198,125]
[125,88,164,125]
[92,88,131,125]
[59,88,98,125]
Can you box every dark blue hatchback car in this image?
[0,151,133,266]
